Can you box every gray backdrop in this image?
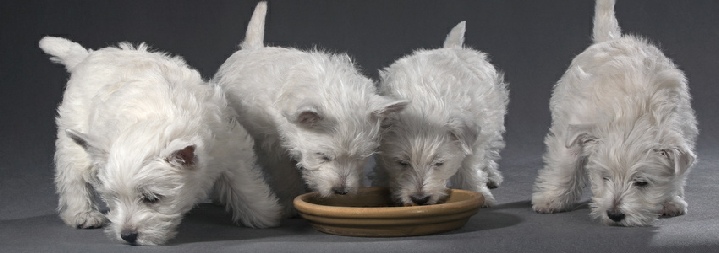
[1,0,717,252]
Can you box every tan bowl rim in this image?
[293,187,483,219]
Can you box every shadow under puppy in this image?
[375,21,509,207]
[213,2,407,217]
[41,37,281,245]
[532,0,698,226]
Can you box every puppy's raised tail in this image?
[593,0,621,43]
[241,1,267,50]
[443,21,466,49]
[39,37,89,72]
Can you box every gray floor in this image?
[2,148,718,252]
[1,0,718,252]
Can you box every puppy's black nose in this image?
[487,181,498,189]
[120,229,139,244]
[607,211,626,222]
[332,187,348,195]
[410,194,431,205]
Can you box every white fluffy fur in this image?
[213,2,407,216]
[531,0,698,226]
[41,37,281,245]
[375,21,509,207]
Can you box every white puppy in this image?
[375,22,509,207]
[41,37,281,245]
[213,2,407,216]
[532,0,698,226]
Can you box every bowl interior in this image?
[305,187,396,208]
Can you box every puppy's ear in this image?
[447,116,479,155]
[379,113,398,129]
[565,124,597,148]
[378,69,389,83]
[66,129,107,161]
[656,145,696,176]
[370,96,408,122]
[166,144,197,168]
[285,104,324,128]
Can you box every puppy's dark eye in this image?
[434,161,444,167]
[658,150,669,159]
[603,177,610,182]
[397,160,410,167]
[633,181,648,187]
[316,153,332,162]
[141,194,161,204]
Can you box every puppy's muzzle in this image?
[410,193,431,205]
[121,229,139,245]
[332,186,349,195]
[606,210,626,222]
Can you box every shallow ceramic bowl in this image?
[293,187,483,237]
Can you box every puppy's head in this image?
[67,125,208,245]
[566,124,695,226]
[277,55,408,197]
[378,113,477,206]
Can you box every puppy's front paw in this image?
[532,205,562,214]
[531,191,574,214]
[235,203,283,229]
[661,197,687,217]
[531,199,569,214]
[486,174,503,189]
[480,191,497,208]
[240,214,281,229]
[62,211,107,229]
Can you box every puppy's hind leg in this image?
[54,131,106,229]
[532,131,585,213]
